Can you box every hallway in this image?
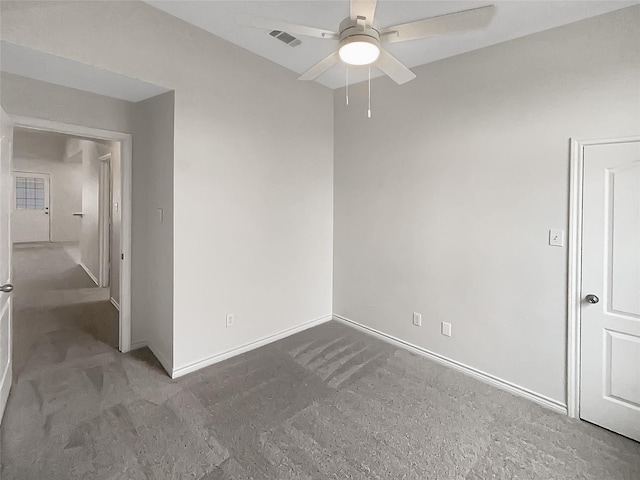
[1,243,174,479]
[9,243,117,375]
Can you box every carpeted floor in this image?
[1,244,639,479]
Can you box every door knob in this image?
[586,294,599,304]
[0,284,13,293]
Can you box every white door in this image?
[0,108,14,422]
[580,140,640,441]
[12,172,50,243]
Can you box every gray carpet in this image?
[1,244,639,479]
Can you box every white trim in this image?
[98,154,111,288]
[130,339,172,376]
[79,260,99,286]
[130,339,147,350]
[0,357,11,424]
[0,298,11,424]
[567,138,583,419]
[119,137,132,353]
[334,314,567,415]
[110,297,120,311]
[8,114,133,353]
[567,135,640,419]
[172,315,333,378]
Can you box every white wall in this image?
[74,138,102,283]
[11,156,82,242]
[0,73,136,134]
[0,1,334,374]
[333,6,640,404]
[131,91,174,368]
[13,128,66,162]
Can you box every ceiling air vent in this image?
[269,30,302,47]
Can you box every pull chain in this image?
[368,66,371,118]
[346,67,349,106]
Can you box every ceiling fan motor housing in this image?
[338,17,381,65]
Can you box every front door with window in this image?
[12,172,50,243]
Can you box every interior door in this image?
[0,108,14,422]
[580,139,640,441]
[12,171,50,243]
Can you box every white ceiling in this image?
[1,41,170,102]
[145,0,639,89]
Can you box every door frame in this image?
[11,170,51,243]
[98,153,111,288]
[8,114,133,353]
[567,135,640,419]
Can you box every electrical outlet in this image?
[413,312,422,327]
[225,313,234,328]
[441,322,452,337]
[549,229,564,247]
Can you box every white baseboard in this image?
[333,314,568,415]
[130,339,147,350]
[0,360,11,425]
[79,261,99,286]
[110,297,120,311]
[130,339,172,377]
[172,314,333,379]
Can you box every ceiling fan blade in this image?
[376,49,416,85]
[236,13,338,40]
[381,5,496,44]
[350,0,378,23]
[298,52,340,81]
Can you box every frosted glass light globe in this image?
[339,36,380,66]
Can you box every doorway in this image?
[4,114,132,353]
[568,136,640,441]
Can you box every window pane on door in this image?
[16,176,45,210]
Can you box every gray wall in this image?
[0,73,136,133]
[77,139,101,282]
[1,0,334,374]
[333,6,640,404]
[132,91,174,368]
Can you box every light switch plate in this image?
[549,229,564,247]
[413,312,422,327]
[225,313,234,328]
[441,322,452,337]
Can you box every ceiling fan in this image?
[237,0,496,85]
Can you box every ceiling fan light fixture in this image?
[338,35,380,66]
